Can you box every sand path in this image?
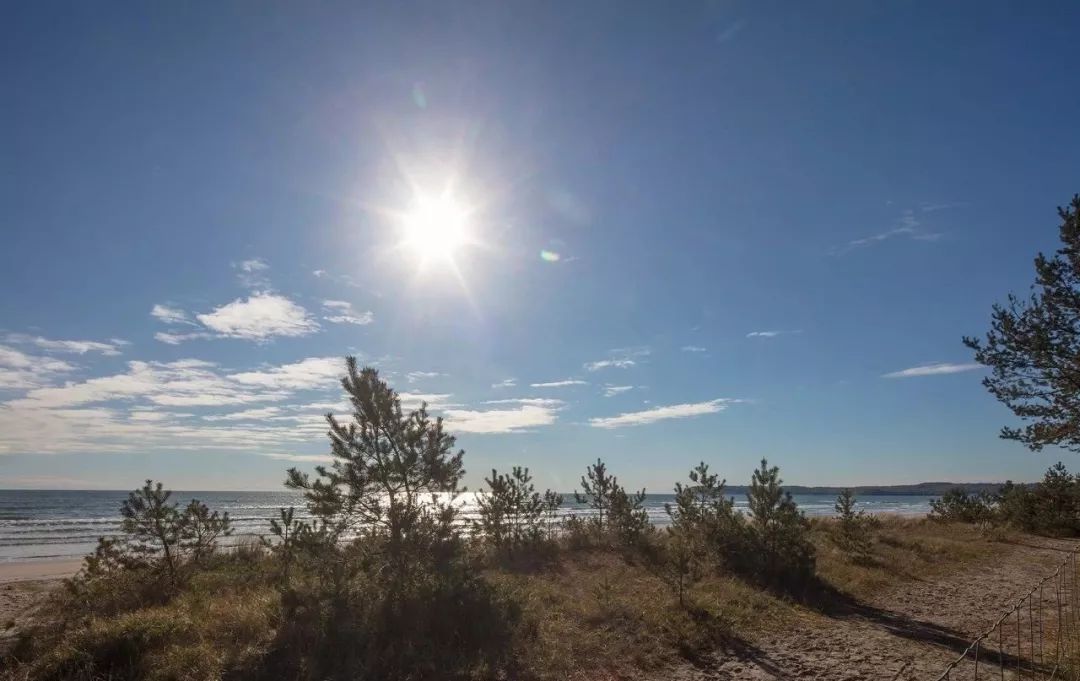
[661,537,1078,680]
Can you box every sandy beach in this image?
[0,559,82,584]
[0,561,81,655]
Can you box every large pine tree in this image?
[965,195,1080,451]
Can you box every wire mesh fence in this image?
[934,548,1080,680]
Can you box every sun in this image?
[400,194,471,263]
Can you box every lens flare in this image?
[401,194,470,263]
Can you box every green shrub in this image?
[745,459,816,588]
[996,463,1080,535]
[929,488,996,523]
[475,466,559,554]
[832,489,875,560]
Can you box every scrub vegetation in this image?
[0,360,1067,681]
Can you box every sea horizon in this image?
[1,487,953,564]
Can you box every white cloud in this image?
[229,357,343,390]
[407,371,443,383]
[603,385,634,397]
[155,331,215,345]
[234,258,270,288]
[680,345,707,353]
[203,407,282,421]
[7,358,290,410]
[0,355,355,456]
[483,398,565,408]
[443,402,560,434]
[584,346,650,371]
[260,452,333,463]
[530,379,588,388]
[312,269,361,288]
[238,258,268,273]
[151,304,194,325]
[197,293,319,341]
[397,392,454,410]
[746,330,802,339]
[322,300,374,326]
[6,334,127,356]
[589,398,735,429]
[584,359,635,371]
[882,362,983,378]
[0,344,76,389]
[491,378,517,389]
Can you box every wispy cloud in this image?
[584,359,636,371]
[920,201,966,213]
[229,357,343,390]
[154,331,215,345]
[0,344,76,389]
[312,269,362,288]
[831,212,944,255]
[491,378,517,389]
[407,371,443,383]
[589,398,737,429]
[151,304,196,326]
[603,385,634,397]
[680,345,707,353]
[882,362,983,378]
[584,346,650,371]
[746,330,802,339]
[397,392,454,410]
[530,379,588,388]
[5,334,127,356]
[234,258,270,288]
[202,406,282,421]
[0,355,352,456]
[322,300,374,326]
[443,401,561,434]
[483,398,565,408]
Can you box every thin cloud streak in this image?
[530,379,588,388]
[589,398,736,429]
[882,362,984,378]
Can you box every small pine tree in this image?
[542,489,563,540]
[119,480,185,583]
[285,358,466,596]
[263,507,309,584]
[746,459,815,585]
[666,462,742,552]
[181,499,232,566]
[833,489,872,559]
[476,466,547,552]
[609,485,650,546]
[575,458,617,536]
[664,462,746,602]
[116,480,232,586]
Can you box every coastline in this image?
[0,558,82,584]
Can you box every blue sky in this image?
[3,2,1080,491]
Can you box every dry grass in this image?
[14,583,277,681]
[3,519,1015,681]
[812,515,1010,600]
[486,547,787,680]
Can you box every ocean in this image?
[0,489,937,563]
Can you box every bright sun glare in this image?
[401,194,470,263]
